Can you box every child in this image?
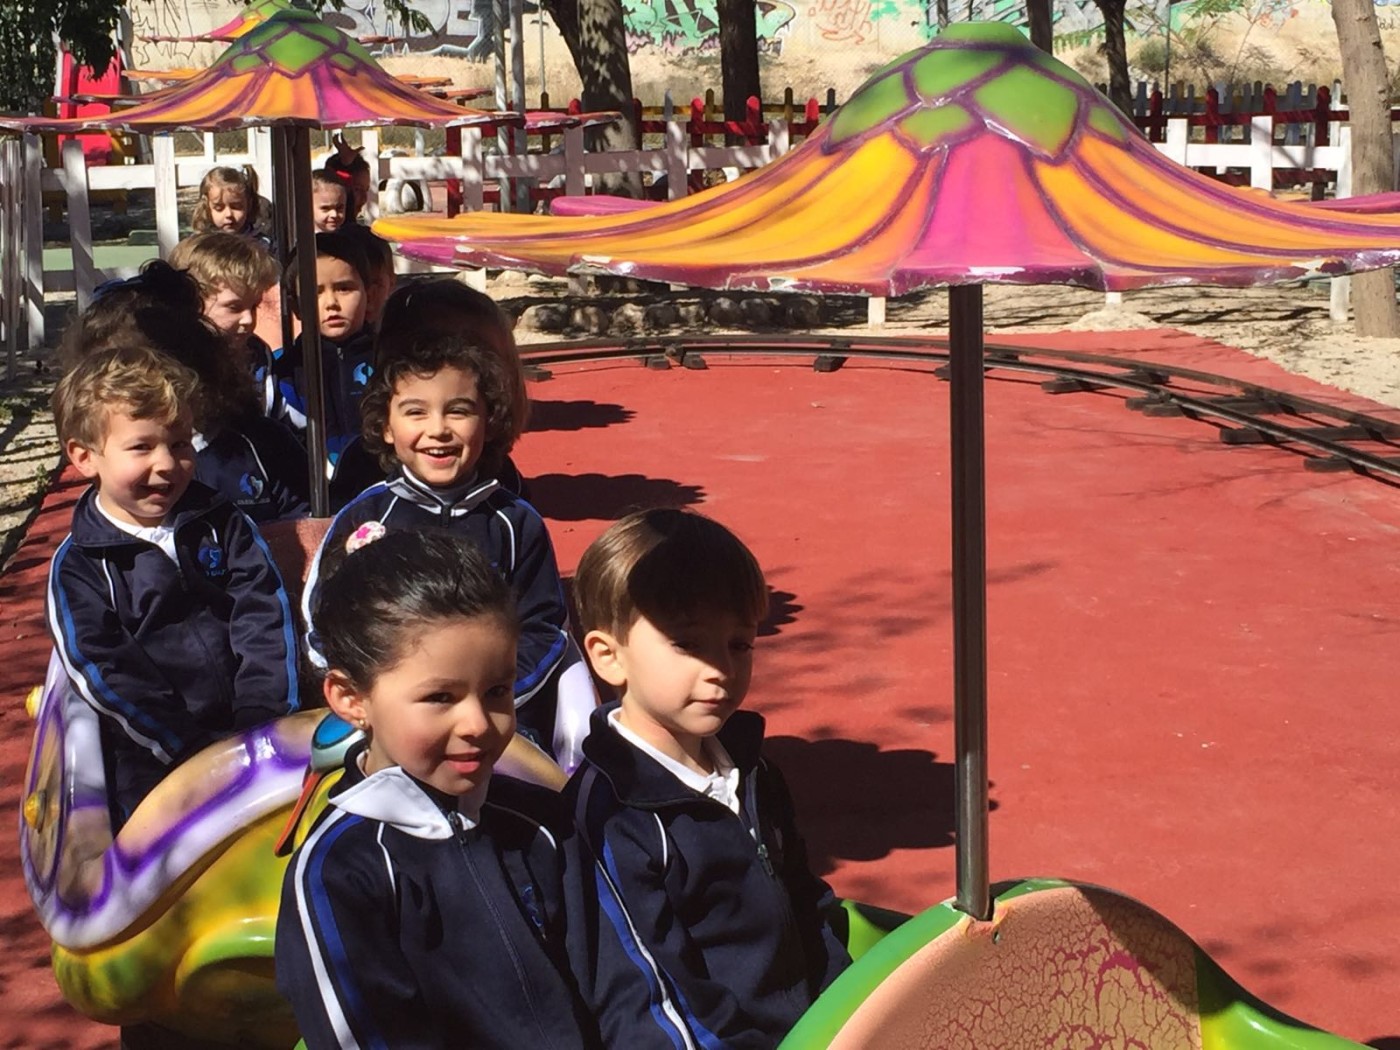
[274,231,375,471]
[191,165,264,241]
[379,278,530,495]
[354,227,396,330]
[64,262,309,523]
[310,170,347,233]
[47,345,300,829]
[301,332,596,767]
[567,509,849,1048]
[325,132,374,222]
[169,231,283,419]
[275,529,599,1049]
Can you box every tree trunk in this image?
[1093,0,1132,116]
[1332,0,1400,336]
[718,0,762,136]
[542,0,642,196]
[1026,0,1053,53]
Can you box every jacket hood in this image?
[331,747,489,840]
[385,465,500,518]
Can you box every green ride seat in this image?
[784,878,1366,1049]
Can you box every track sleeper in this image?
[1219,427,1273,445]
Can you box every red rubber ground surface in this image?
[2,328,1397,1047]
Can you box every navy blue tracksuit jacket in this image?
[46,483,299,824]
[195,409,310,524]
[301,468,574,725]
[276,751,600,1049]
[565,706,850,1049]
[271,326,374,467]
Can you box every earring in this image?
[355,718,368,730]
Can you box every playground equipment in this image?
[14,18,1400,1047]
[376,21,1400,1047]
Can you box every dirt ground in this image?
[4,274,1399,574]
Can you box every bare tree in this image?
[718,0,762,133]
[1091,0,1132,115]
[542,0,642,194]
[1026,0,1053,53]
[1331,0,1399,336]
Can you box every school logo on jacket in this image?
[197,538,227,578]
[239,472,265,500]
[352,361,373,388]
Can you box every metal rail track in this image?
[520,333,1400,483]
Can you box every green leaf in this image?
[265,27,322,71]
[936,21,1030,46]
[829,72,913,145]
[973,65,1080,157]
[1088,103,1130,143]
[912,49,1003,102]
[898,104,974,149]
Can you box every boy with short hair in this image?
[47,346,300,829]
[168,230,282,417]
[274,231,375,471]
[567,509,849,1048]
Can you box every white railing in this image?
[0,117,798,364]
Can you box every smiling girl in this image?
[300,333,597,768]
[276,530,600,1049]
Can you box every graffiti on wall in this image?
[622,0,796,54]
[127,0,505,67]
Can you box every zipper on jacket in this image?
[744,772,778,879]
[450,810,559,1048]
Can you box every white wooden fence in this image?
[0,110,1380,373]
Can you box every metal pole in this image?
[271,129,297,360]
[285,125,331,516]
[949,283,991,922]
[493,0,510,211]
[510,0,529,213]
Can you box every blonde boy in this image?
[47,346,299,829]
[566,509,849,1048]
[169,231,282,415]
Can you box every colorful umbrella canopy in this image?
[375,21,1400,293]
[0,7,508,135]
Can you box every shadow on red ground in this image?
[2,328,1399,1046]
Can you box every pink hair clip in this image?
[345,521,387,554]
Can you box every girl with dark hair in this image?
[275,530,600,1050]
